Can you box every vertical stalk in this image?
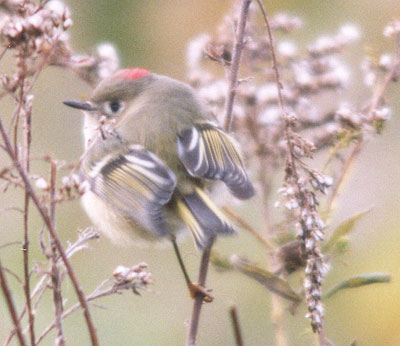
[186,1,252,345]
[0,258,27,346]
[229,305,244,346]
[0,118,100,346]
[21,77,36,346]
[49,161,65,345]
[186,245,212,346]
[224,0,253,132]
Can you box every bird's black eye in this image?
[109,100,121,113]
[104,100,125,116]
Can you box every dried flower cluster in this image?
[0,0,119,88]
[187,11,362,167]
[0,0,71,75]
[113,263,153,295]
[0,1,134,345]
[188,3,398,338]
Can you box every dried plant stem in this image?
[255,0,328,343]
[37,276,142,345]
[256,0,298,179]
[259,183,287,344]
[325,143,360,213]
[229,305,244,346]
[254,1,294,344]
[259,184,287,345]
[0,258,27,346]
[21,79,36,346]
[223,206,275,250]
[269,254,287,346]
[5,268,61,346]
[257,155,274,238]
[326,55,400,214]
[6,228,98,346]
[37,285,108,344]
[186,244,212,346]
[186,2,253,344]
[317,330,328,346]
[49,161,65,345]
[223,0,252,131]
[22,183,35,346]
[0,119,99,346]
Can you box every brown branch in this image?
[229,306,244,346]
[0,119,99,346]
[186,2,253,345]
[5,229,99,346]
[223,0,252,131]
[186,244,213,346]
[0,258,27,346]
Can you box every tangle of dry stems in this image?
[1,0,399,345]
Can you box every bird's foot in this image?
[188,282,214,303]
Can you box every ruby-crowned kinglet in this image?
[64,68,254,250]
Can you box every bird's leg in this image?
[171,239,213,302]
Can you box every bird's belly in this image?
[81,191,185,247]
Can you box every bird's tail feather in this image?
[176,187,235,249]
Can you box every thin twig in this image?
[325,55,400,214]
[6,228,100,345]
[186,244,213,346]
[0,119,99,346]
[2,266,23,284]
[229,305,244,346]
[223,0,252,131]
[0,258,27,346]
[37,267,150,345]
[255,0,299,180]
[0,45,9,63]
[0,241,22,250]
[36,279,113,344]
[324,143,360,213]
[255,1,298,344]
[223,206,275,250]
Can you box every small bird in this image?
[64,68,254,299]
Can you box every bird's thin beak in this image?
[63,100,96,111]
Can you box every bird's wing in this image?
[177,123,255,200]
[85,144,177,237]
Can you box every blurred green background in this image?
[1,0,400,345]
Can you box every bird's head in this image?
[64,68,153,120]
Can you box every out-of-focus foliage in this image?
[1,1,400,345]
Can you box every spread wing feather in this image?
[86,145,176,237]
[178,123,255,199]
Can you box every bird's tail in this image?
[176,187,235,249]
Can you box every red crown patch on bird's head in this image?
[114,68,151,80]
